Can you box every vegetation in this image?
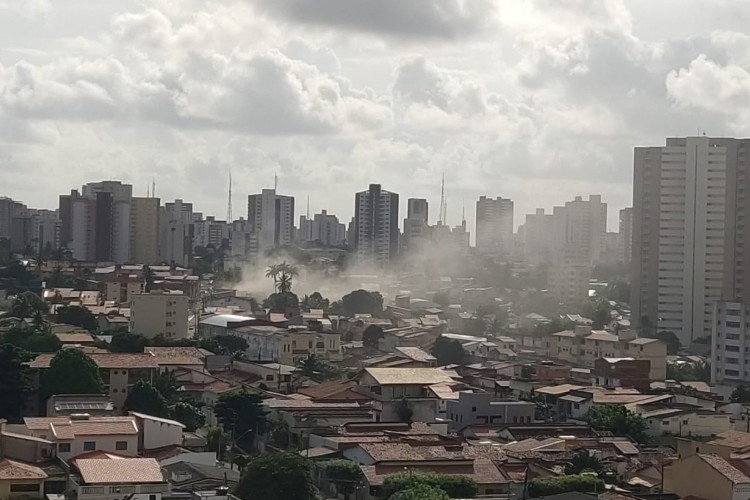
[213,335,249,358]
[214,390,267,450]
[527,474,604,497]
[564,451,604,475]
[381,472,477,499]
[152,371,179,400]
[651,330,680,355]
[430,337,465,366]
[265,261,299,294]
[731,385,750,403]
[171,401,206,432]
[363,325,384,349]
[325,460,363,500]
[0,344,32,421]
[41,349,104,401]
[3,326,61,353]
[583,298,613,330]
[389,484,450,500]
[2,291,49,319]
[235,452,316,500]
[124,380,170,417]
[300,291,329,311]
[56,305,98,333]
[667,361,711,383]
[587,404,647,443]
[340,289,384,317]
[205,426,229,460]
[263,291,299,311]
[296,354,341,382]
[109,332,148,353]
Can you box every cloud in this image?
[253,0,498,40]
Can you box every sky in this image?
[2,0,750,233]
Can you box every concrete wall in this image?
[140,417,183,451]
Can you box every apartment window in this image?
[727,321,742,328]
[58,443,71,453]
[472,406,477,412]
[266,375,274,381]
[115,441,128,451]
[83,441,96,451]
[10,484,40,493]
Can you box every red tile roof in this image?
[0,459,47,480]
[76,457,165,484]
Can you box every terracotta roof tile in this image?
[699,454,750,484]
[28,353,159,369]
[0,459,47,480]
[76,457,165,484]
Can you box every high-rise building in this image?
[354,184,399,266]
[60,181,133,263]
[311,210,346,247]
[475,196,513,256]
[407,199,429,223]
[0,197,60,253]
[556,195,607,266]
[632,137,749,346]
[518,208,556,265]
[160,199,193,267]
[247,189,295,252]
[402,198,430,252]
[130,197,160,264]
[619,207,633,265]
[130,290,189,339]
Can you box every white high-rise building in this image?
[311,210,346,246]
[475,196,513,257]
[556,195,607,267]
[247,189,295,253]
[160,199,193,267]
[619,207,633,265]
[402,198,430,252]
[354,184,399,266]
[632,137,748,346]
[518,208,556,265]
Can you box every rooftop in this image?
[24,416,138,439]
[0,459,47,480]
[76,457,165,484]
[144,346,206,365]
[28,352,160,369]
[199,314,256,328]
[709,430,750,451]
[699,454,750,484]
[395,346,437,363]
[363,367,459,386]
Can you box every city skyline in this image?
[2,1,748,231]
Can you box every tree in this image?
[431,337,465,366]
[263,292,299,311]
[265,261,299,294]
[56,305,98,333]
[564,450,604,475]
[732,385,750,403]
[41,349,104,401]
[396,397,413,423]
[3,326,61,353]
[214,391,267,449]
[152,371,179,400]
[109,333,148,353]
[172,401,206,432]
[528,474,604,497]
[340,289,384,317]
[363,325,384,349]
[432,292,450,308]
[3,291,49,319]
[667,361,711,383]
[143,265,156,293]
[389,484,450,500]
[653,330,680,355]
[381,472,477,499]
[124,380,170,417]
[326,460,363,500]
[584,299,612,329]
[205,426,228,460]
[235,452,316,500]
[296,354,341,382]
[587,404,647,443]
[0,344,32,420]
[300,292,329,311]
[215,335,249,357]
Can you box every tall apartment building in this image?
[297,210,346,246]
[160,199,194,266]
[59,181,134,263]
[130,290,190,339]
[711,300,750,383]
[556,195,607,266]
[475,196,513,257]
[0,198,61,253]
[191,215,229,249]
[247,189,295,252]
[130,197,160,264]
[402,198,430,252]
[619,207,633,265]
[632,137,750,346]
[518,208,556,265]
[354,184,399,266]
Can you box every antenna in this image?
[306,195,310,219]
[146,184,150,198]
[438,172,445,225]
[226,170,233,222]
[274,172,278,191]
[444,194,448,226]
[462,199,465,223]
[152,177,156,198]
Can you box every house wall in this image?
[141,418,183,451]
[645,413,732,437]
[0,478,46,500]
[664,455,737,500]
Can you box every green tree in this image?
[265,261,299,294]
[3,291,49,319]
[652,330,680,355]
[432,292,450,308]
[326,460,363,500]
[340,289,384,317]
[235,452,316,500]
[56,306,98,333]
[564,450,604,475]
[214,391,267,449]
[214,335,249,357]
[41,349,104,401]
[3,326,61,353]
[300,292,329,311]
[584,299,612,329]
[0,344,32,421]
[390,484,450,500]
[124,380,169,417]
[527,474,604,497]
[363,325,384,349]
[295,354,341,382]
[109,332,148,353]
[667,361,711,383]
[731,385,750,403]
[263,292,300,311]
[152,371,179,400]
[431,338,465,366]
[381,472,477,499]
[587,404,647,443]
[171,401,206,432]
[205,426,228,460]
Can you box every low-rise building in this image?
[712,300,750,384]
[446,392,535,429]
[664,453,750,500]
[130,290,190,339]
[69,455,168,500]
[594,358,651,391]
[46,395,115,417]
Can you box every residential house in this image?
[68,455,169,500]
[130,412,185,452]
[664,453,750,500]
[446,392,535,430]
[593,358,651,391]
[0,459,51,500]
[46,395,115,417]
[165,460,240,493]
[638,405,731,437]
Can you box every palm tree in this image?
[266,261,299,293]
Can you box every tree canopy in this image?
[381,472,477,500]
[0,344,32,421]
[3,326,61,353]
[732,385,750,403]
[56,305,98,333]
[41,349,104,401]
[389,484,450,500]
[109,332,148,353]
[214,390,267,449]
[587,404,647,443]
[300,292,329,311]
[124,380,169,417]
[326,460,363,500]
[340,289,383,317]
[263,291,299,311]
[528,474,604,497]
[295,354,341,382]
[235,452,316,500]
[3,291,49,319]
[431,337,465,366]
[214,335,249,358]
[265,261,299,294]
[171,401,206,432]
[363,325,384,349]
[564,450,604,475]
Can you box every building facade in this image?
[354,184,399,266]
[130,290,190,339]
[247,189,295,252]
[130,197,160,264]
[475,196,513,257]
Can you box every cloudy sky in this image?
[1,0,749,232]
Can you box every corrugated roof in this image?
[77,457,164,484]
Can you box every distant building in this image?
[446,392,535,429]
[247,189,295,252]
[517,208,556,265]
[712,300,750,384]
[619,207,633,265]
[402,198,430,252]
[130,197,160,264]
[298,210,346,246]
[160,199,194,267]
[354,184,399,266]
[475,196,513,257]
[130,290,190,340]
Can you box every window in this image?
[266,375,274,381]
[10,484,40,493]
[58,443,71,453]
[471,406,477,412]
[83,441,96,451]
[115,441,128,451]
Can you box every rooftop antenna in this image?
[306,195,310,219]
[444,193,448,226]
[152,177,156,198]
[146,183,150,198]
[438,172,445,225]
[226,170,233,222]
[462,199,466,223]
[274,172,278,191]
